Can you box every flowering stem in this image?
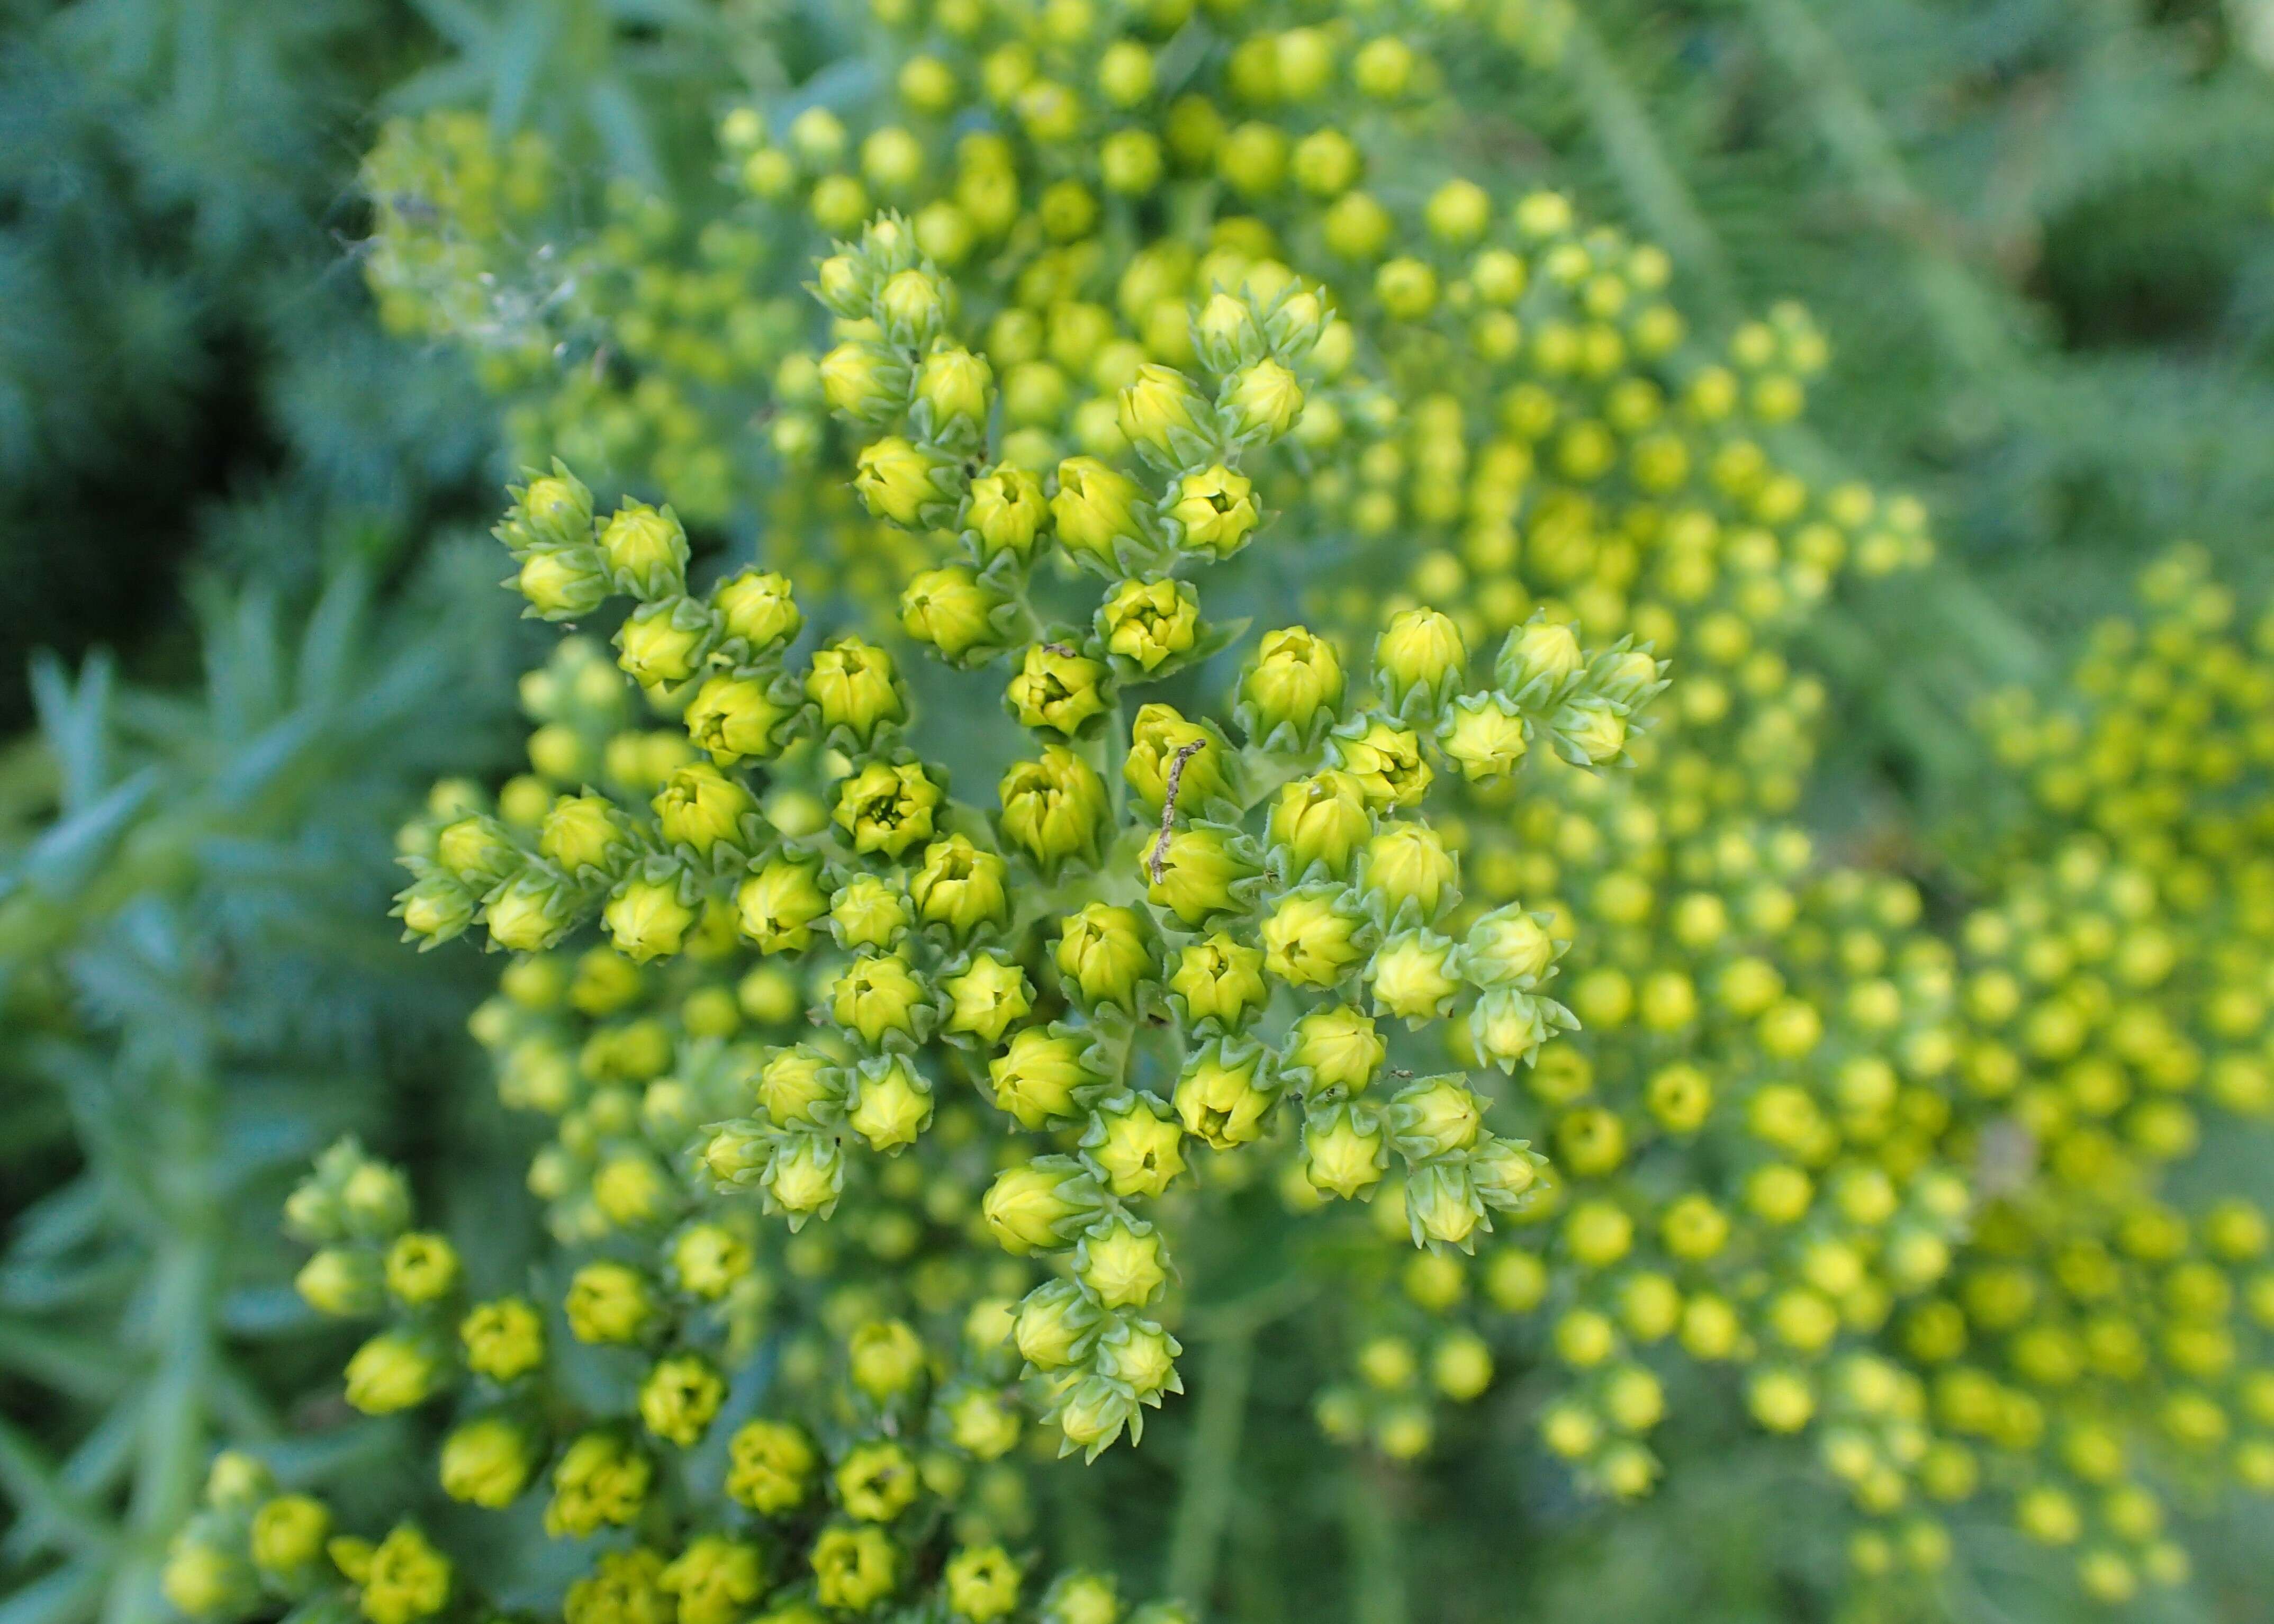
[1341,1456,1407,1624]
[107,1058,222,1624]
[1162,1323,1253,1610]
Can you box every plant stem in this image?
[104,1060,220,1624]
[1341,1457,1407,1624]
[1559,12,1739,321]
[1737,0,2026,384]
[1163,1325,1255,1609]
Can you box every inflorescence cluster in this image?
[158,0,2274,1617]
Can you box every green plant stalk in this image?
[1341,1456,1406,1624]
[1560,11,1740,321]
[1162,1325,1255,1608]
[1735,0,2028,385]
[104,1066,221,1624]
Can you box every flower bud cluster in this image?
[164,1297,1192,1624]
[327,6,2274,1618]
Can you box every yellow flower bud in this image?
[1280,1006,1380,1094]
[296,1246,382,1316]
[710,570,801,653]
[597,502,689,598]
[1125,703,1226,808]
[639,1353,726,1447]
[545,1432,653,1537]
[1100,1320,1180,1400]
[614,602,710,688]
[1167,464,1261,555]
[988,1027,1091,1129]
[654,763,758,854]
[514,548,610,619]
[359,1525,453,1624]
[945,1546,1023,1623]
[910,834,1008,935]
[1085,1096,1188,1198]
[1014,1279,1096,1368]
[1098,576,1201,672]
[829,952,928,1047]
[568,1261,658,1345]
[1262,890,1367,987]
[1008,643,1112,735]
[1463,904,1559,985]
[833,759,942,858]
[725,1420,816,1514]
[811,1524,898,1613]
[1174,1044,1275,1150]
[914,346,992,431]
[1243,625,1344,736]
[1221,358,1304,441]
[846,1319,926,1404]
[1370,932,1461,1022]
[1304,1103,1386,1198]
[965,466,1051,559]
[344,1331,439,1415]
[941,954,1033,1043]
[901,566,1004,660]
[460,1296,545,1381]
[1405,1163,1482,1247]
[999,745,1109,863]
[1076,1219,1168,1309]
[1364,823,1457,918]
[855,436,958,526]
[670,1224,752,1300]
[1050,456,1147,563]
[250,1494,332,1575]
[981,1159,1102,1253]
[1117,362,1212,464]
[1144,826,1248,924]
[439,1416,535,1508]
[835,1438,920,1522]
[1055,904,1151,1007]
[661,1537,765,1624]
[1376,258,1438,321]
[821,339,907,422]
[1437,693,1529,780]
[829,873,909,949]
[383,1232,460,1307]
[1169,933,1268,1027]
[1389,1075,1482,1157]
[604,878,696,962]
[847,1055,934,1150]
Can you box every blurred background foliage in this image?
[2,0,2271,1620]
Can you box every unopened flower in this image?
[806,638,904,739]
[999,746,1109,863]
[967,466,1050,559]
[1244,626,1344,736]
[710,570,801,653]
[1174,1044,1275,1150]
[902,566,1004,660]
[1168,465,1260,556]
[597,502,688,598]
[1126,703,1227,808]
[1009,643,1112,735]
[1098,577,1201,671]
[1051,457,1147,564]
[834,759,942,858]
